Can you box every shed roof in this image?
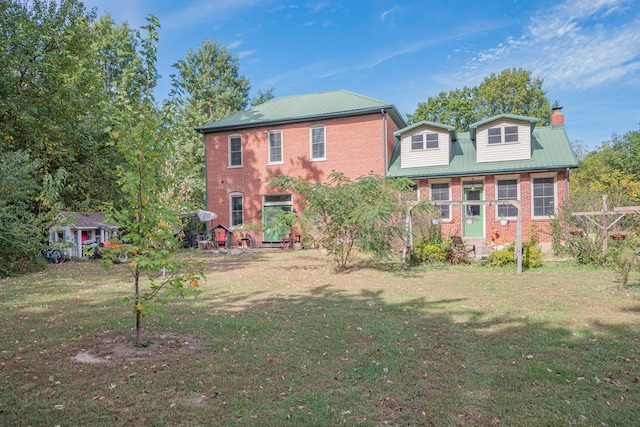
[388,125,579,179]
[54,212,114,230]
[196,90,406,132]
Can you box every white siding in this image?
[400,125,450,168]
[476,119,531,163]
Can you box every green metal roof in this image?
[469,114,539,140]
[196,90,406,133]
[394,120,458,142]
[388,125,579,179]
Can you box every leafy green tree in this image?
[409,68,552,130]
[269,172,414,270]
[169,40,250,207]
[104,16,202,346]
[0,0,118,210]
[251,88,275,107]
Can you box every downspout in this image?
[565,168,570,239]
[381,109,387,177]
[202,130,210,234]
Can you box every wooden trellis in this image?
[571,195,640,254]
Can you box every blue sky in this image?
[82,0,640,151]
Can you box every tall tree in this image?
[409,68,552,130]
[251,88,275,107]
[0,0,113,209]
[170,40,250,207]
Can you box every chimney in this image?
[551,106,564,127]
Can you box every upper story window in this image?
[497,178,518,217]
[488,126,519,144]
[310,126,326,160]
[430,182,450,219]
[268,131,283,164]
[411,133,439,150]
[229,135,242,167]
[532,176,555,217]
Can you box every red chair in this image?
[214,228,227,247]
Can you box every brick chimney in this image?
[551,106,564,127]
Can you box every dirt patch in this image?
[72,333,203,364]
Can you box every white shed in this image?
[49,212,117,259]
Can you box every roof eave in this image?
[196,105,406,134]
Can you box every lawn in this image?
[1,250,639,426]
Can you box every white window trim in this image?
[487,126,520,145]
[429,179,451,221]
[228,134,243,168]
[531,172,557,219]
[410,132,439,151]
[495,175,520,219]
[411,134,424,151]
[310,125,326,161]
[268,130,284,165]
[229,192,244,228]
[425,132,439,150]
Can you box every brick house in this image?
[196,90,406,245]
[387,107,579,253]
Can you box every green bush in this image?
[487,242,543,268]
[487,244,515,266]
[523,243,543,268]
[411,239,447,264]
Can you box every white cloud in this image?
[381,6,399,21]
[458,0,640,90]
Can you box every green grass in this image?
[1,250,639,425]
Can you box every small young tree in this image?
[269,172,413,270]
[104,16,202,346]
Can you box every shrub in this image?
[411,239,447,264]
[487,244,515,266]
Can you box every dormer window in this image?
[411,133,439,150]
[488,126,519,144]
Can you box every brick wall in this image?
[416,170,569,245]
[204,112,401,238]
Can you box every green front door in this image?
[463,188,483,237]
[262,205,292,242]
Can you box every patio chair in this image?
[213,227,227,248]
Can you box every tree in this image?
[0,0,122,210]
[104,16,201,346]
[409,68,552,130]
[251,88,275,107]
[169,40,250,207]
[269,173,414,270]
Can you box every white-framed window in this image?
[229,135,242,167]
[426,133,439,149]
[532,175,556,217]
[268,131,283,164]
[504,126,518,143]
[411,133,439,150]
[230,193,244,227]
[411,134,423,150]
[488,126,519,144]
[496,178,519,217]
[310,126,326,160]
[430,182,450,219]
